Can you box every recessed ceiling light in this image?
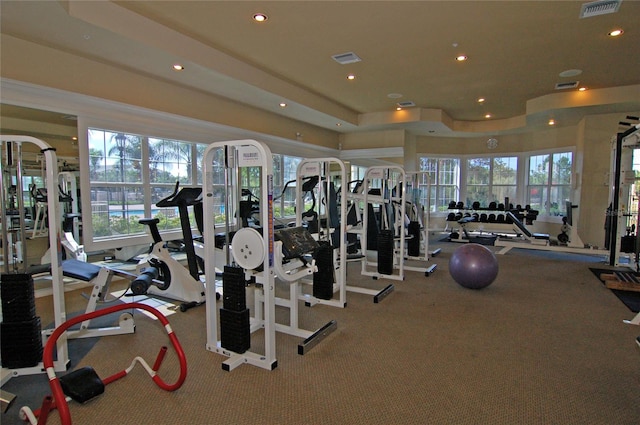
[173,64,184,71]
[387,93,403,99]
[347,74,356,80]
[608,28,624,37]
[455,55,468,62]
[477,98,485,103]
[396,107,402,111]
[253,13,268,22]
[579,87,587,91]
[279,102,287,108]
[336,123,342,127]
[548,119,556,126]
[485,113,492,119]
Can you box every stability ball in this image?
[449,243,498,289]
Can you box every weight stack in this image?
[222,265,246,311]
[219,308,250,354]
[313,241,334,300]
[1,273,37,321]
[1,317,43,368]
[1,273,43,369]
[377,230,394,275]
[366,204,379,250]
[220,265,250,353]
[407,221,421,257]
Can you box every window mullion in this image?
[141,136,151,217]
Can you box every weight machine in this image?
[607,120,640,268]
[0,135,68,385]
[354,165,436,282]
[405,171,441,260]
[202,140,336,372]
[293,157,347,308]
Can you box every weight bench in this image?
[505,211,549,241]
[60,259,136,339]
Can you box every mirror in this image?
[0,104,79,171]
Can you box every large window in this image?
[527,152,572,216]
[466,156,517,207]
[418,151,572,218]
[88,128,205,240]
[88,128,308,245]
[419,158,460,212]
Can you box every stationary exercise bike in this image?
[134,182,207,310]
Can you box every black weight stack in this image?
[220,265,250,353]
[222,265,246,311]
[219,309,250,354]
[377,229,394,275]
[366,204,379,250]
[407,221,421,257]
[313,241,334,300]
[1,273,43,368]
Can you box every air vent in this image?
[555,81,579,90]
[332,52,362,65]
[397,101,416,108]
[579,0,622,18]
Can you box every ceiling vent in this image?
[579,0,622,18]
[555,81,579,90]
[397,101,416,108]
[332,52,362,65]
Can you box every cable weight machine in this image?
[202,140,336,372]
[0,135,68,385]
[294,157,347,308]
[358,165,436,281]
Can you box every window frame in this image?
[418,148,574,222]
[81,125,306,251]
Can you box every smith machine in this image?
[202,139,336,371]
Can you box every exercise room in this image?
[1,1,639,424]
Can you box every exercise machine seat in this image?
[61,259,102,282]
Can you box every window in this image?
[87,128,207,240]
[272,154,301,219]
[527,151,572,216]
[466,156,517,208]
[419,158,460,212]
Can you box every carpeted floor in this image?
[3,240,639,424]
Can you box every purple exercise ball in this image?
[449,243,499,289]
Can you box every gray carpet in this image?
[3,241,639,424]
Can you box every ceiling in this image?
[1,0,639,140]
